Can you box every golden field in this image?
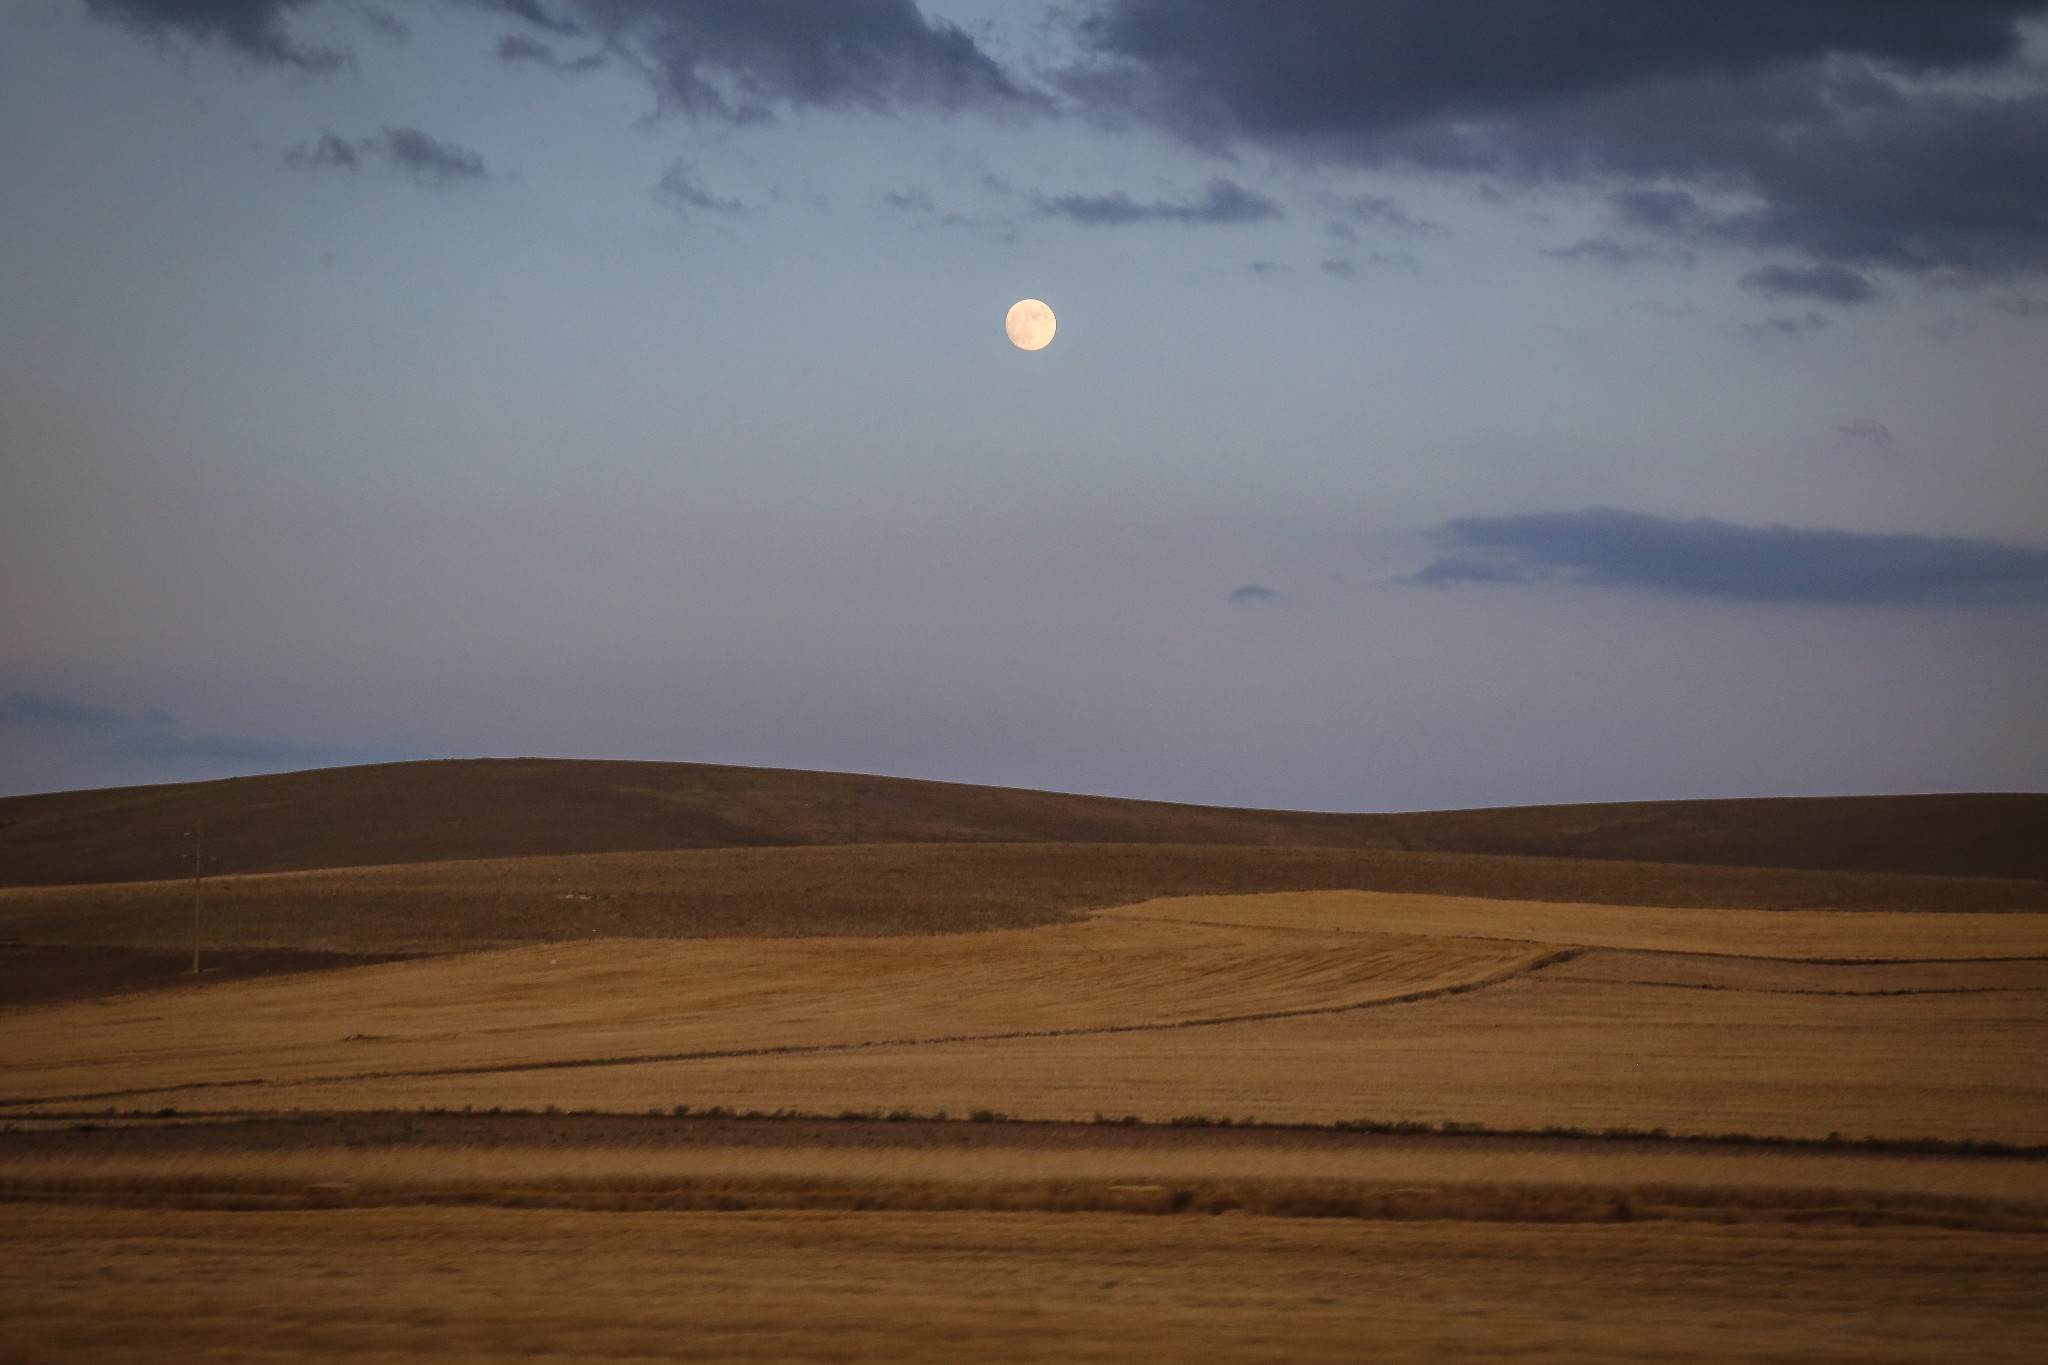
[4,1205,2045,1363]
[5,891,2044,1143]
[4,764,2045,1360]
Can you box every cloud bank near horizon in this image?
[1409,509,2048,606]
[0,690,383,770]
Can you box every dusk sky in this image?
[4,0,2047,808]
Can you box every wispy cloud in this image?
[0,691,128,730]
[1741,263,1879,305]
[496,33,604,73]
[1404,508,2048,606]
[1836,418,1896,449]
[654,161,744,215]
[1034,178,1280,226]
[288,128,488,184]
[1543,238,1691,269]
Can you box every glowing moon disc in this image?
[1005,298,1056,351]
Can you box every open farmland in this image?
[4,840,2045,968]
[4,764,2045,1360]
[5,1111,2048,1363]
[5,892,2043,1143]
[8,1204,2045,1364]
[1106,889,2048,957]
[0,917,1551,1107]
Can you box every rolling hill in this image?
[0,757,2043,886]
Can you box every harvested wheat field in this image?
[5,891,2044,1145]
[7,1204,2045,1364]
[1109,889,2048,957]
[5,765,2046,1360]
[0,916,1549,1107]
[5,1112,2048,1364]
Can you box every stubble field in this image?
[4,768,2045,1360]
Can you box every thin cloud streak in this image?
[1406,509,2048,606]
[288,128,488,183]
[1034,177,1281,225]
[1,690,383,769]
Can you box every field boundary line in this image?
[1571,979,2048,999]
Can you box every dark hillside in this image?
[0,758,2040,887]
[1384,793,2048,882]
[0,759,1402,886]
[6,843,2041,958]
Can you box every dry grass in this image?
[5,893,2043,1144]
[5,1204,2046,1362]
[223,971,2048,1144]
[5,841,2043,958]
[0,919,1545,1106]
[1108,890,2048,959]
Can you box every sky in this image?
[3,0,2047,809]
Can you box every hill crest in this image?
[0,757,2041,887]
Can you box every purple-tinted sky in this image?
[3,1,2047,807]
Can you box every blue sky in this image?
[3,0,2046,807]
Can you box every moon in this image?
[1005,298,1056,351]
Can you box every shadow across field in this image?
[0,945,427,1008]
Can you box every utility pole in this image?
[189,815,204,975]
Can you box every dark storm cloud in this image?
[288,129,488,183]
[1228,584,1280,604]
[1741,263,1879,305]
[85,0,344,68]
[1035,177,1280,225]
[1074,1,2048,281]
[1407,508,2048,606]
[93,0,1032,120]
[1080,2,2035,130]
[559,0,1032,120]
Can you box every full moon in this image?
[1005,298,1056,351]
